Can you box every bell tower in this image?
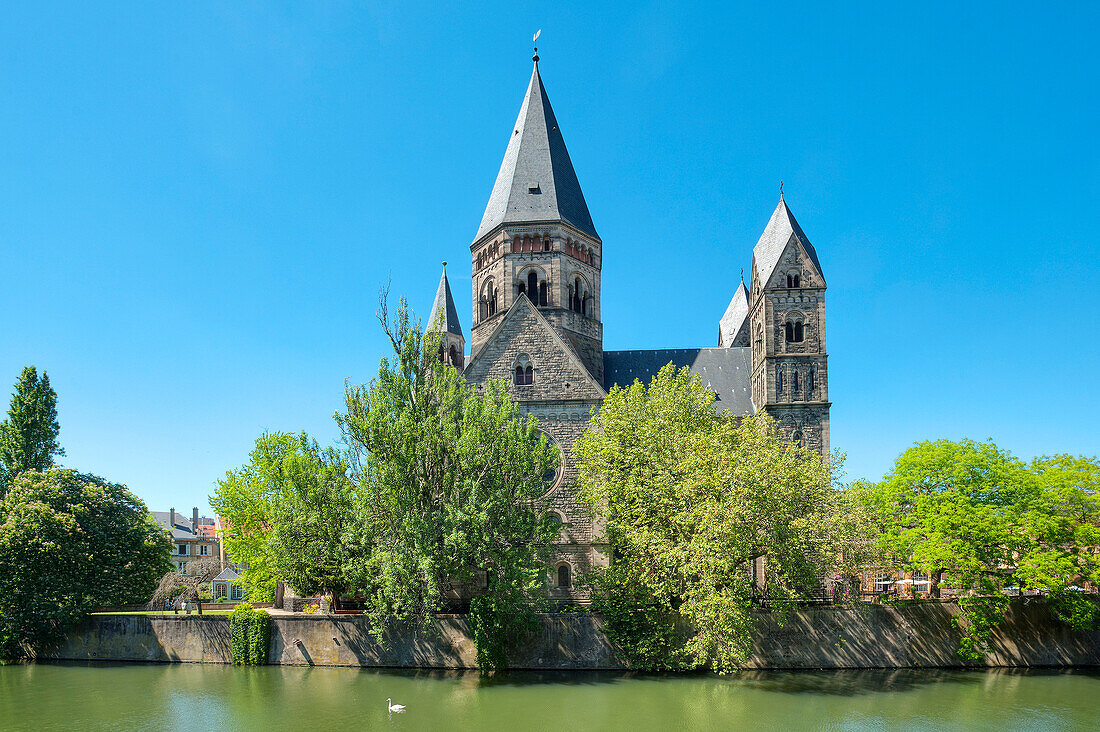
[749,195,830,456]
[427,262,465,369]
[468,53,603,380]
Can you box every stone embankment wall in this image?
[47,600,1100,669]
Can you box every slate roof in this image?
[718,281,750,347]
[474,61,598,242]
[152,511,197,540]
[603,348,754,416]
[752,199,825,287]
[426,265,463,337]
[212,567,241,582]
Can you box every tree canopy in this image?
[0,469,171,658]
[574,363,839,672]
[856,439,1100,658]
[0,366,64,496]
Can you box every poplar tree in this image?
[0,366,64,495]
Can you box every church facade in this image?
[426,55,831,603]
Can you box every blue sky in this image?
[2,2,1097,514]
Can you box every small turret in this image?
[427,262,465,369]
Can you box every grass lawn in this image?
[91,610,233,615]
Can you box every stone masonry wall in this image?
[47,601,1100,669]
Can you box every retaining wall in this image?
[46,600,1100,669]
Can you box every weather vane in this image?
[533,29,541,62]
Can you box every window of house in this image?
[176,544,188,556]
[557,564,572,589]
[231,584,243,601]
[200,544,210,556]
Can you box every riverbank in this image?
[42,599,1100,669]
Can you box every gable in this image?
[463,297,606,402]
[763,236,825,291]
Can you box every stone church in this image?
[426,54,830,603]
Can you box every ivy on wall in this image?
[229,603,271,665]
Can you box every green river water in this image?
[2,663,1099,731]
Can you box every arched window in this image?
[776,368,784,394]
[792,370,800,392]
[808,368,815,395]
[448,345,459,368]
[582,290,589,316]
[513,355,533,386]
[785,319,804,343]
[528,271,538,299]
[557,563,572,589]
[793,428,804,448]
[787,273,801,288]
[544,236,552,252]
[538,281,548,307]
[480,280,497,320]
[548,512,564,538]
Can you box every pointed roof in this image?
[718,281,750,347]
[426,264,463,337]
[474,60,598,242]
[752,198,825,286]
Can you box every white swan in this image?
[387,698,406,713]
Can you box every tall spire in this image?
[751,197,825,287]
[427,262,463,337]
[474,58,598,242]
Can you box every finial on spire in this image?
[779,180,784,201]
[740,268,744,285]
[533,29,541,63]
[442,260,447,270]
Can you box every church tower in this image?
[468,52,603,381]
[748,196,831,456]
[427,263,465,369]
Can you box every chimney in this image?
[169,508,175,530]
[193,507,199,534]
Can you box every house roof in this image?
[603,347,755,416]
[151,511,197,540]
[718,281,750,347]
[426,264,463,337]
[474,60,598,243]
[752,198,825,287]
[212,567,241,582]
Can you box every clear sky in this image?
[2,3,1098,515]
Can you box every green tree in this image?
[0,469,171,658]
[210,433,302,602]
[861,440,1100,659]
[336,294,558,664]
[0,367,64,496]
[268,433,364,610]
[574,363,838,672]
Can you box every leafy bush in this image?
[468,592,539,671]
[229,603,254,665]
[248,610,271,665]
[229,603,270,665]
[1047,593,1100,630]
[953,594,1010,662]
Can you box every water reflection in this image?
[3,663,1100,731]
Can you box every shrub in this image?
[248,610,271,665]
[229,603,254,665]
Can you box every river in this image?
[2,663,1098,730]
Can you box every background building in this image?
[152,507,220,574]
